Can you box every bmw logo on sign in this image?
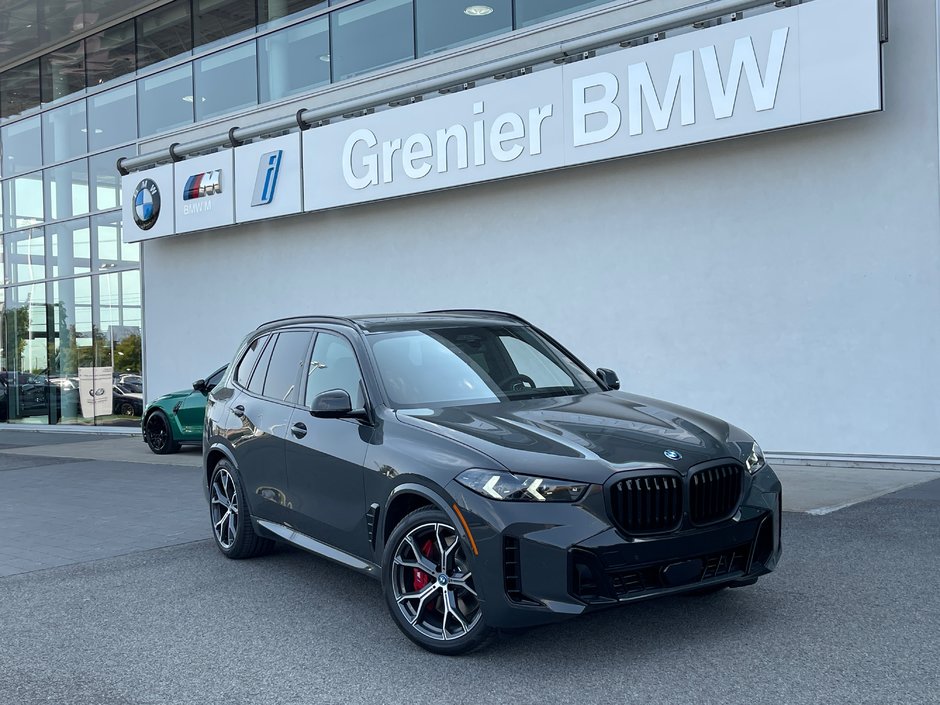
[664,449,682,461]
[133,179,161,230]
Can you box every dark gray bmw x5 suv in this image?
[204,310,782,654]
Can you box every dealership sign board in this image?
[122,0,881,243]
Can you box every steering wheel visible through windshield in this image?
[367,325,601,408]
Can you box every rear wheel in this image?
[383,507,491,655]
[209,459,274,559]
[144,412,180,454]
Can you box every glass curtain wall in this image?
[0,0,618,426]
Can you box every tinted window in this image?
[86,20,137,87]
[42,101,87,163]
[194,43,258,121]
[247,334,277,394]
[194,0,256,47]
[258,0,327,28]
[0,60,40,120]
[259,16,329,103]
[87,83,137,150]
[41,40,85,104]
[137,0,193,70]
[206,366,227,387]
[330,0,414,81]
[137,64,194,137]
[263,331,312,403]
[235,335,269,387]
[515,0,611,27]
[305,332,365,409]
[415,0,511,57]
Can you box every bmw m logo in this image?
[132,179,160,230]
[664,449,682,461]
[182,170,223,200]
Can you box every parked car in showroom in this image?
[113,384,143,417]
[142,366,227,454]
[203,311,782,654]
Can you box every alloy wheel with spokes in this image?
[210,467,239,550]
[384,509,490,654]
[207,460,274,559]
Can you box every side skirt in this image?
[256,519,381,579]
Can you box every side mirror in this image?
[311,389,354,419]
[596,368,621,391]
[192,379,208,393]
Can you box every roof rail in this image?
[423,309,532,325]
[254,315,360,331]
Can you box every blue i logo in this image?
[251,150,283,206]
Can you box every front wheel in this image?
[383,507,491,655]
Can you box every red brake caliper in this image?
[412,539,435,590]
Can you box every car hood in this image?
[395,392,750,483]
[150,389,191,406]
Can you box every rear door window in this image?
[247,334,277,395]
[235,334,269,388]
[262,331,313,404]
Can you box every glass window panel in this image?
[258,0,327,28]
[259,17,329,103]
[514,0,611,27]
[416,0,511,57]
[0,60,41,120]
[50,276,94,425]
[90,147,135,212]
[44,160,90,221]
[194,43,258,121]
[236,335,269,386]
[42,101,88,163]
[247,333,276,394]
[331,0,415,81]
[2,282,50,423]
[137,0,194,70]
[305,332,364,409]
[85,20,137,87]
[41,40,86,105]
[48,218,92,278]
[194,0,257,48]
[4,228,46,284]
[263,331,312,403]
[1,116,42,177]
[95,269,143,425]
[87,84,137,151]
[138,64,194,137]
[2,174,44,230]
[93,211,138,269]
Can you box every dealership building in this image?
[0,0,936,464]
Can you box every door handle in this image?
[232,405,245,418]
[291,422,307,439]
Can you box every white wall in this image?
[142,5,940,458]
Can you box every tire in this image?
[208,459,274,559]
[119,402,136,417]
[382,507,492,655]
[144,411,181,454]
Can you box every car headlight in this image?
[745,442,766,474]
[456,469,588,502]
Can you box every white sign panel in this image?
[303,0,881,212]
[122,164,175,243]
[174,150,235,234]
[78,366,113,419]
[234,132,303,223]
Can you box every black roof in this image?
[254,310,530,334]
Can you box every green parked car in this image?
[142,366,226,454]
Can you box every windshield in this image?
[367,324,601,408]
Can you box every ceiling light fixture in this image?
[464,5,493,16]
[182,95,194,102]
[319,53,331,62]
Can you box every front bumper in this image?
[447,463,782,629]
